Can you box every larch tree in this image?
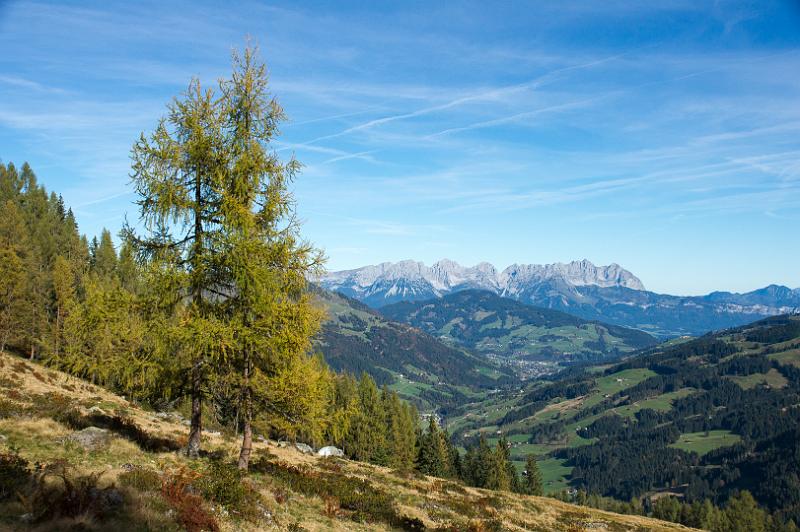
[51,255,76,359]
[127,46,323,462]
[215,47,324,470]
[127,74,231,458]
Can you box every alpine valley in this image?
[320,259,800,338]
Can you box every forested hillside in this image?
[447,314,800,529]
[381,290,657,374]
[314,288,516,410]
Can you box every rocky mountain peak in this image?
[319,258,645,306]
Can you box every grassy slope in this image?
[380,290,657,363]
[0,352,694,532]
[670,431,741,456]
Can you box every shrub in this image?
[273,487,289,504]
[17,460,123,523]
[197,460,263,520]
[160,466,219,532]
[0,449,30,500]
[324,496,340,518]
[118,467,161,492]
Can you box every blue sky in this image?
[1,1,799,295]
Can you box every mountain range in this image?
[319,259,800,337]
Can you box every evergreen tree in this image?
[523,454,544,496]
[0,201,29,353]
[417,416,450,477]
[385,389,417,471]
[345,373,389,464]
[92,228,117,278]
[485,437,512,491]
[465,434,493,488]
[722,491,767,532]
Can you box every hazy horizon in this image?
[1,1,799,295]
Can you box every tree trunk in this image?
[186,165,205,459]
[237,351,252,470]
[186,361,203,458]
[54,307,61,358]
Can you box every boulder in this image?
[317,446,344,458]
[66,427,111,451]
[294,442,314,454]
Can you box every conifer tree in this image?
[472,434,493,488]
[61,275,145,386]
[722,491,766,532]
[346,373,389,464]
[485,438,512,491]
[214,46,324,470]
[127,72,230,457]
[326,373,360,451]
[93,229,117,278]
[384,389,417,471]
[51,255,76,359]
[117,241,140,292]
[523,454,544,496]
[0,200,29,353]
[417,416,452,477]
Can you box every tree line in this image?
[553,487,799,532]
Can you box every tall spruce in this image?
[346,373,389,464]
[523,454,544,496]
[485,437,514,491]
[385,389,418,471]
[0,200,29,353]
[92,229,117,278]
[417,416,451,477]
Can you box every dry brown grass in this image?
[0,351,699,531]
